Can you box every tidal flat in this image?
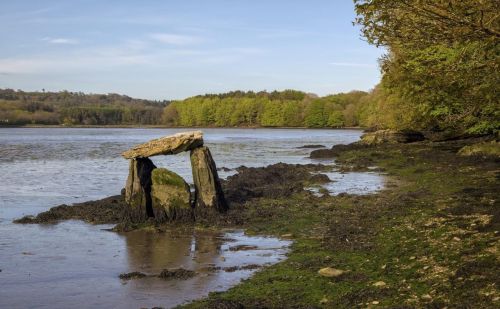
[1,128,382,308]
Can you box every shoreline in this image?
[10,137,499,307]
[0,124,364,130]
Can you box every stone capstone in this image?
[124,158,157,222]
[151,168,192,221]
[122,131,203,159]
[190,146,228,212]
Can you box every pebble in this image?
[372,301,379,305]
[452,237,461,242]
[421,294,432,300]
[373,281,386,287]
[318,267,346,278]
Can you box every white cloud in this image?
[0,51,150,74]
[329,62,377,68]
[149,33,200,45]
[42,37,79,44]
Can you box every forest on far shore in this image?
[0,89,167,126]
[0,88,377,128]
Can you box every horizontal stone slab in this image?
[122,131,204,159]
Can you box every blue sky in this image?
[0,0,384,100]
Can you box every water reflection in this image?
[120,229,290,308]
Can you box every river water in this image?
[0,128,383,308]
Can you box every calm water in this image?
[0,128,382,308]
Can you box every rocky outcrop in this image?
[151,168,193,221]
[122,131,203,159]
[190,146,228,212]
[122,131,227,223]
[458,140,500,158]
[124,158,156,222]
[360,129,424,145]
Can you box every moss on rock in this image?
[151,168,193,222]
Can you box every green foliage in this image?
[163,90,369,128]
[0,89,166,126]
[354,0,500,135]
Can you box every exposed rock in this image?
[122,131,203,159]
[458,140,500,158]
[190,146,228,212]
[124,158,156,222]
[360,129,424,145]
[14,195,125,224]
[158,268,196,280]
[119,272,147,280]
[309,173,330,183]
[151,168,192,222]
[310,143,368,159]
[222,163,326,204]
[373,281,386,287]
[297,144,326,149]
[318,267,346,278]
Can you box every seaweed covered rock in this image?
[124,158,156,222]
[223,163,326,204]
[458,140,500,158]
[151,168,193,221]
[360,129,424,145]
[190,146,228,212]
[310,143,368,159]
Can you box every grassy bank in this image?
[182,140,499,308]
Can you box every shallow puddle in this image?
[308,171,385,196]
[0,225,290,308]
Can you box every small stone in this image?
[452,237,461,242]
[373,281,386,287]
[318,267,346,278]
[409,256,416,260]
[372,301,379,305]
[421,294,432,300]
[319,297,329,304]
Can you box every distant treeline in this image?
[0,89,167,125]
[163,90,372,128]
[0,88,379,128]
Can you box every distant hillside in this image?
[0,88,378,128]
[0,89,168,126]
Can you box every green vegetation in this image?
[354,0,500,135]
[163,90,369,128]
[182,140,499,308]
[152,168,187,188]
[0,89,166,126]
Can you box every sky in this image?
[0,0,384,100]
